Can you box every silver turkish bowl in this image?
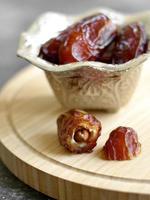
[17,8,150,111]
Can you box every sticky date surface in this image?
[39,13,117,64]
[113,23,148,64]
[103,126,141,160]
[39,29,70,64]
[57,109,101,153]
[39,15,148,65]
[59,14,117,64]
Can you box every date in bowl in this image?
[17,8,150,111]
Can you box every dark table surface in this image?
[1,0,150,199]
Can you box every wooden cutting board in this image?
[0,65,150,200]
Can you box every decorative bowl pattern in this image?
[17,8,150,111]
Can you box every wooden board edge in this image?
[0,66,150,199]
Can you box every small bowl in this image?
[17,8,150,111]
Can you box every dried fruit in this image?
[39,29,69,64]
[39,38,61,64]
[59,14,117,64]
[39,15,148,65]
[59,29,95,64]
[113,23,148,64]
[39,13,117,64]
[57,109,101,153]
[96,40,116,64]
[103,126,141,160]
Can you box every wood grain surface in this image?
[1,1,150,200]
[0,64,150,200]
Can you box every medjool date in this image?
[113,23,148,64]
[39,13,117,64]
[59,14,117,64]
[57,109,101,153]
[103,126,141,160]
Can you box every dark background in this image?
[0,0,150,199]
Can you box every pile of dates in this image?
[39,13,148,65]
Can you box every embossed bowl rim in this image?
[17,8,150,73]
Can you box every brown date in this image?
[39,13,117,64]
[59,14,117,64]
[96,40,116,64]
[103,126,141,160]
[39,38,61,64]
[39,16,148,65]
[113,23,148,64]
[39,29,70,64]
[57,109,101,153]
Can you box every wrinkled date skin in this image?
[103,126,141,160]
[39,29,70,64]
[57,109,102,153]
[59,14,117,64]
[39,13,117,64]
[113,23,148,64]
[39,38,60,64]
[96,40,116,64]
[39,15,148,65]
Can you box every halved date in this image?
[57,109,101,153]
[103,126,141,160]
